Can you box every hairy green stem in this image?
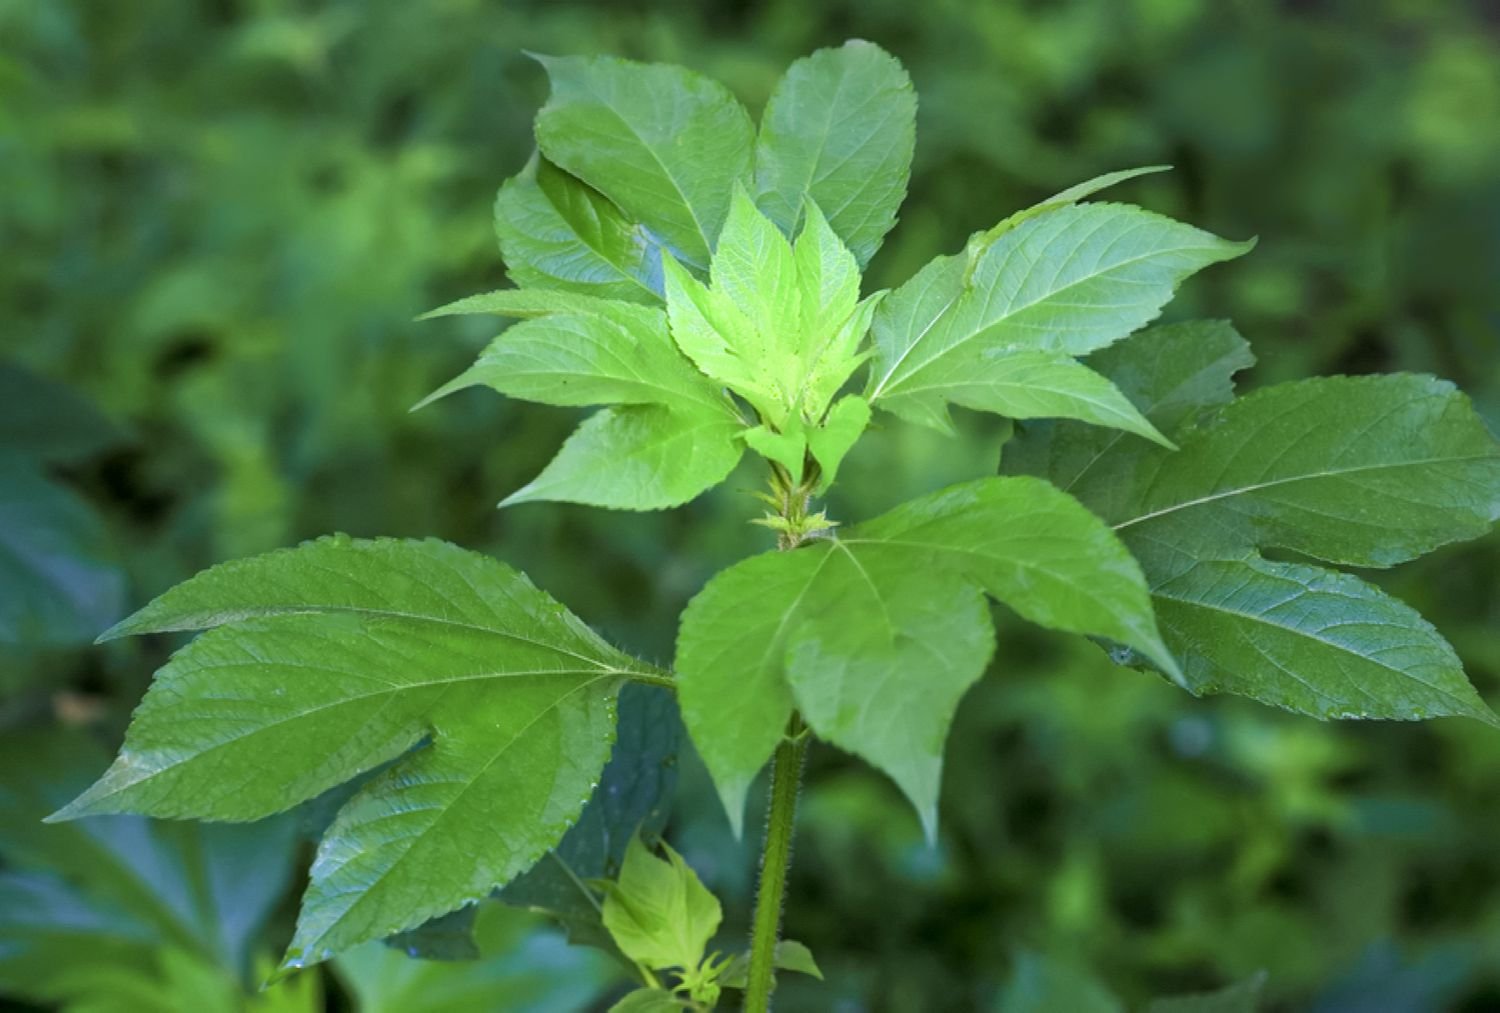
[627,670,678,691]
[743,714,807,1011]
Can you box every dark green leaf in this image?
[56,537,659,968]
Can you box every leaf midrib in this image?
[871,223,1228,400]
[305,672,620,951]
[1112,454,1498,533]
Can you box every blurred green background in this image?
[4,0,1500,1010]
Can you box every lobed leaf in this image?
[754,40,916,268]
[1006,323,1500,726]
[676,477,1175,836]
[868,200,1250,433]
[600,835,721,974]
[57,537,662,969]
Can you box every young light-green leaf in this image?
[494,154,666,304]
[868,202,1251,428]
[55,537,662,969]
[600,835,721,974]
[676,477,1175,836]
[754,40,916,268]
[1006,324,1500,726]
[534,54,754,269]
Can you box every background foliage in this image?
[4,0,1499,1009]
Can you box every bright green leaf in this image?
[743,422,809,481]
[677,477,1175,834]
[755,40,916,267]
[494,154,665,304]
[416,295,720,413]
[55,537,659,968]
[868,202,1251,426]
[501,404,745,511]
[663,194,876,434]
[419,289,744,510]
[807,394,871,490]
[534,54,754,268]
[600,835,721,974]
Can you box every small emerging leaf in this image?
[600,835,721,975]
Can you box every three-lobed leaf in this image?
[600,835,721,975]
[1006,322,1500,725]
[867,196,1250,437]
[53,537,663,969]
[676,476,1177,837]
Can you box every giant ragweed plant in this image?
[56,41,1500,1011]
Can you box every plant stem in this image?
[743,714,807,1012]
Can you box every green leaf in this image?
[677,476,1174,835]
[807,394,871,490]
[868,202,1251,427]
[600,835,721,974]
[663,193,877,434]
[743,422,809,481]
[494,154,665,304]
[500,404,745,511]
[1007,324,1500,726]
[534,53,754,268]
[1108,374,1500,567]
[416,293,721,413]
[755,40,916,267]
[720,939,823,988]
[0,455,124,647]
[1146,972,1266,1013]
[501,683,682,953]
[882,349,1171,445]
[419,289,744,510]
[609,988,689,1012]
[0,362,123,464]
[54,537,660,968]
